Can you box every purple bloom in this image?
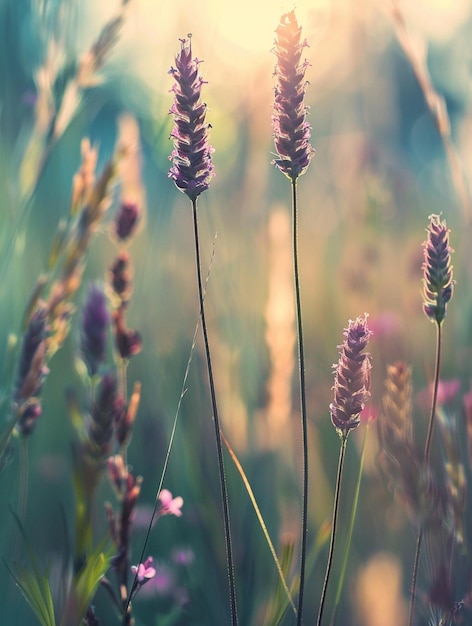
[172,547,195,566]
[330,315,372,437]
[81,284,109,377]
[109,251,132,304]
[168,37,214,201]
[112,307,142,360]
[272,11,314,181]
[422,214,454,324]
[158,489,184,517]
[87,373,118,460]
[14,306,49,437]
[115,201,140,241]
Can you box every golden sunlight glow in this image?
[209,1,315,54]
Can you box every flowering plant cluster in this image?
[1,5,471,626]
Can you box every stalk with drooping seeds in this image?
[272,12,314,624]
[409,214,454,626]
[317,315,372,626]
[168,35,238,626]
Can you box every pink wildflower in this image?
[158,489,184,517]
[417,379,461,410]
[131,556,157,584]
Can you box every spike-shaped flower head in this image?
[330,315,372,438]
[169,36,214,201]
[14,306,49,437]
[81,283,109,377]
[272,11,314,181]
[422,214,454,325]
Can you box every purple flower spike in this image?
[168,36,214,201]
[272,11,314,181]
[88,373,118,460]
[422,214,454,325]
[330,315,372,438]
[81,284,109,377]
[14,307,49,437]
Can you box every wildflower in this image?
[360,405,378,424]
[131,556,157,584]
[115,381,140,448]
[172,547,195,566]
[112,307,142,360]
[422,214,454,324]
[378,362,413,455]
[109,251,132,304]
[107,454,127,497]
[158,489,184,517]
[168,36,214,200]
[14,307,49,436]
[330,315,372,437]
[86,373,117,461]
[416,379,460,410]
[81,284,109,377]
[377,362,444,527]
[70,139,98,214]
[115,201,140,241]
[272,11,314,181]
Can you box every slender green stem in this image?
[291,178,309,626]
[330,426,369,626]
[408,321,442,626]
[15,437,29,558]
[191,198,238,626]
[221,429,297,617]
[317,435,348,626]
[123,239,218,624]
[408,527,424,626]
[423,322,442,466]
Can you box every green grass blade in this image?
[221,430,297,617]
[4,514,57,626]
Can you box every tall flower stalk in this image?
[317,315,372,626]
[408,214,454,626]
[168,36,238,626]
[272,11,314,624]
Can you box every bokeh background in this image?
[1,0,472,624]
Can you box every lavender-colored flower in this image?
[112,308,142,360]
[115,201,140,241]
[422,214,454,324]
[330,315,372,437]
[87,373,118,462]
[15,307,47,401]
[14,307,49,437]
[81,284,109,377]
[272,11,314,181]
[109,251,132,304]
[168,36,214,201]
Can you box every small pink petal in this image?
[158,489,184,517]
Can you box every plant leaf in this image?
[61,535,113,626]
[4,513,56,626]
